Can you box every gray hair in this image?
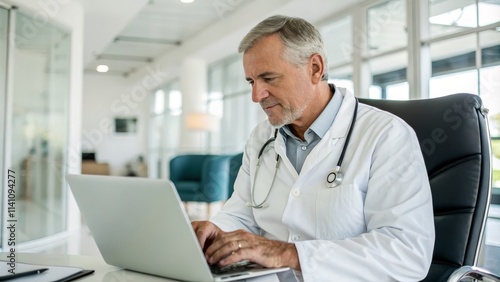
[238,15,329,80]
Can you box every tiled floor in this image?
[21,203,500,275]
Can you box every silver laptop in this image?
[66,174,289,281]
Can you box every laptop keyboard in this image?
[210,260,255,274]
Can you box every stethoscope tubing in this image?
[249,98,359,208]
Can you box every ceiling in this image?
[78,0,364,81]
[83,0,250,77]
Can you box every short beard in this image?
[268,104,305,127]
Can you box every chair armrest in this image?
[448,266,500,282]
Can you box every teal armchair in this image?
[169,154,231,203]
[228,152,243,198]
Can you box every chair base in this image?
[448,266,500,282]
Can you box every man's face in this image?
[243,34,314,127]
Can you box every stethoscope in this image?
[246,98,358,209]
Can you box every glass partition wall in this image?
[1,7,71,248]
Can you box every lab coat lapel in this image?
[273,130,299,179]
[299,89,358,175]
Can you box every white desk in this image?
[1,253,176,281]
[2,253,283,282]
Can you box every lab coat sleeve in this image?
[296,118,435,281]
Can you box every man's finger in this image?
[192,221,218,250]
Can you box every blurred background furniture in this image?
[169,152,243,216]
[81,162,110,175]
[228,152,243,199]
[169,154,229,215]
[81,152,109,175]
[360,93,499,281]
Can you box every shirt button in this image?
[292,189,300,197]
[301,146,307,151]
[292,234,300,241]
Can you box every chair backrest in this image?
[169,154,213,182]
[199,155,231,202]
[169,154,231,203]
[228,152,244,197]
[359,94,491,282]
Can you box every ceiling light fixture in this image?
[96,65,109,73]
[180,0,194,3]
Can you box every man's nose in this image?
[251,82,269,103]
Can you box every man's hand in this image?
[191,220,223,252]
[204,229,301,271]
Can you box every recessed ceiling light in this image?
[96,65,109,73]
[180,0,194,3]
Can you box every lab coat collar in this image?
[326,86,358,139]
[296,87,357,175]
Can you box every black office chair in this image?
[359,94,499,281]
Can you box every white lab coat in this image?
[211,88,435,281]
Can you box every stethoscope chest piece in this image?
[327,166,343,188]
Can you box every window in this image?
[478,0,500,26]
[386,82,409,100]
[321,16,353,67]
[429,69,478,98]
[480,30,500,199]
[367,0,407,56]
[168,89,182,116]
[428,0,477,39]
[153,89,165,115]
[207,56,264,153]
[429,34,478,97]
[148,80,182,178]
[369,51,409,100]
[482,64,500,190]
[366,0,409,100]
[321,17,354,93]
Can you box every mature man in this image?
[192,15,434,281]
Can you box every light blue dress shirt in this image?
[279,85,344,173]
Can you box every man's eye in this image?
[264,77,276,83]
[247,80,254,85]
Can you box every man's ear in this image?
[309,53,325,84]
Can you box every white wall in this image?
[82,74,149,176]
